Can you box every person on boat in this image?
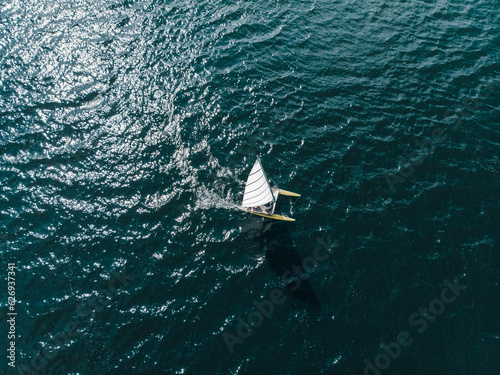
[259,201,273,215]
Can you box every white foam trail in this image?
[194,184,238,211]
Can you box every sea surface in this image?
[1,0,499,374]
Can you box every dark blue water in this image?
[1,0,499,374]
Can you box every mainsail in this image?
[241,158,276,208]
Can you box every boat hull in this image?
[237,206,296,222]
[278,189,301,197]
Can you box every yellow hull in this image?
[237,207,295,221]
[278,189,301,197]
[248,211,295,221]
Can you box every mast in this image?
[258,157,276,203]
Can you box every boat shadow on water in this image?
[258,222,320,310]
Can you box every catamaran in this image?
[238,157,300,221]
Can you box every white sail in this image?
[241,158,276,208]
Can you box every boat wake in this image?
[194,184,238,211]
